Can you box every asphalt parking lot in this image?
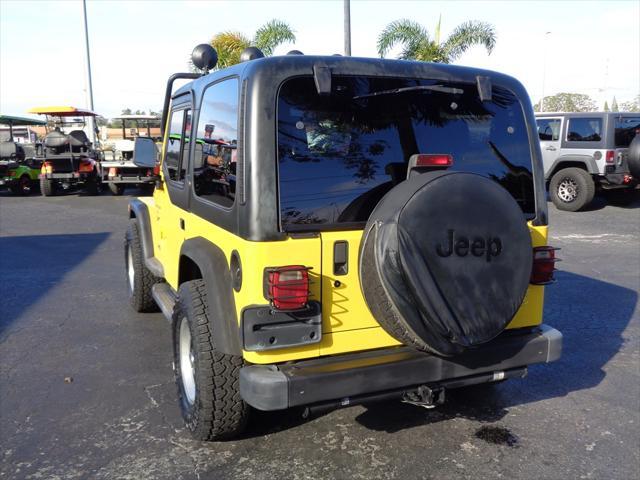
[0,190,638,480]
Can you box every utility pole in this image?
[344,0,351,56]
[82,0,97,144]
[540,31,551,112]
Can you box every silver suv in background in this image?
[535,112,639,211]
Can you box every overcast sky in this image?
[1,0,638,119]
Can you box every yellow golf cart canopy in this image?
[28,106,99,117]
[0,114,47,126]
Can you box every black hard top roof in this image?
[172,55,528,100]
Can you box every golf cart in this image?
[0,114,47,195]
[101,115,161,195]
[29,106,101,196]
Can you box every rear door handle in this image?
[545,146,557,151]
[333,241,348,276]
[179,218,185,230]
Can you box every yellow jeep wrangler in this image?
[125,44,562,441]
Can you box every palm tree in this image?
[203,19,296,70]
[377,16,496,63]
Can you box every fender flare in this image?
[180,237,242,356]
[128,199,164,277]
[546,155,598,180]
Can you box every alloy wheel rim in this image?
[557,178,578,202]
[179,317,196,405]
[21,177,31,193]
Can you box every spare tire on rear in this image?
[359,171,533,357]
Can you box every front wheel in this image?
[172,279,249,441]
[124,219,161,312]
[40,177,56,196]
[109,183,126,196]
[10,175,33,195]
[549,168,595,212]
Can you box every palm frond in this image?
[415,42,449,63]
[253,19,296,56]
[442,21,496,62]
[210,31,251,68]
[377,19,430,59]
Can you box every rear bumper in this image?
[39,173,93,180]
[240,324,562,411]
[104,174,155,184]
[600,172,638,189]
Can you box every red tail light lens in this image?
[153,164,160,176]
[415,154,453,167]
[605,150,615,164]
[266,265,310,310]
[530,246,560,285]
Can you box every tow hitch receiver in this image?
[401,385,446,409]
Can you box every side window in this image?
[165,110,185,182]
[567,117,602,142]
[193,78,239,207]
[536,118,561,141]
[180,110,192,180]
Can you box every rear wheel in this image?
[109,183,126,196]
[9,175,31,195]
[172,279,249,441]
[40,177,56,196]
[549,168,595,211]
[125,219,161,312]
[85,174,100,196]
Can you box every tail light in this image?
[530,246,560,285]
[153,164,160,176]
[605,150,615,164]
[108,167,118,177]
[41,162,53,174]
[414,154,453,167]
[265,265,310,310]
[79,160,93,173]
[8,170,16,177]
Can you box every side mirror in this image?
[133,137,158,168]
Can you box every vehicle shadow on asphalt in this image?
[0,232,110,337]
[247,269,637,437]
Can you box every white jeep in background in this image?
[535,112,639,211]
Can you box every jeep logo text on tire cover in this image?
[436,229,502,262]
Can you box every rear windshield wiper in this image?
[353,85,464,100]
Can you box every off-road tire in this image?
[125,219,161,312]
[549,168,595,212]
[109,183,126,196]
[40,177,56,196]
[172,279,249,441]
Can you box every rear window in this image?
[614,116,640,148]
[277,76,535,229]
[566,117,602,142]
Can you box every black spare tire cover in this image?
[359,171,533,356]
[628,134,640,179]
